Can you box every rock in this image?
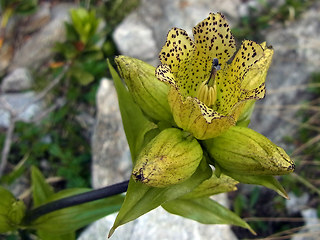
[79,195,236,240]
[90,79,132,188]
[238,0,285,18]
[1,68,33,92]
[113,14,157,65]
[0,92,44,128]
[285,192,309,215]
[292,208,319,240]
[250,1,320,145]
[79,79,238,240]
[9,3,76,71]
[113,0,241,66]
[0,43,14,76]
[21,2,51,34]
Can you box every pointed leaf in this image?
[162,197,255,234]
[223,170,288,199]
[108,59,157,161]
[30,188,124,235]
[31,166,54,207]
[109,158,212,237]
[37,230,75,240]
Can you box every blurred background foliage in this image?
[0,0,140,190]
[0,0,319,239]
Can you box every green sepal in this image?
[236,100,256,127]
[162,197,255,235]
[181,172,238,199]
[108,59,157,162]
[223,170,288,199]
[31,166,54,207]
[109,158,212,237]
[29,188,124,235]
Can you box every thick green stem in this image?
[24,180,129,223]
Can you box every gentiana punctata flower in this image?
[156,13,273,140]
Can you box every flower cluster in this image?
[110,12,295,235]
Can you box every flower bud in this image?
[204,126,295,176]
[115,55,173,123]
[0,187,26,233]
[132,128,203,187]
[7,200,26,226]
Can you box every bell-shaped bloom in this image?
[156,13,273,139]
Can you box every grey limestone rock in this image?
[250,2,320,145]
[91,78,132,188]
[292,208,319,240]
[1,68,33,92]
[0,92,44,128]
[9,3,76,71]
[113,0,241,66]
[21,2,51,34]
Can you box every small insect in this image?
[212,58,221,70]
[207,58,220,86]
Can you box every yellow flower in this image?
[156,13,273,140]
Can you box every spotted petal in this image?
[156,13,273,140]
[158,13,236,99]
[156,65,235,140]
[215,40,274,117]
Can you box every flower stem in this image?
[24,180,129,223]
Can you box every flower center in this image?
[196,58,220,107]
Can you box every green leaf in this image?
[108,59,157,162]
[31,166,54,207]
[0,154,28,184]
[109,158,212,237]
[15,0,38,15]
[64,22,79,42]
[37,230,75,240]
[223,170,288,199]
[70,8,100,45]
[53,42,77,59]
[162,197,255,234]
[80,50,104,62]
[70,68,94,86]
[30,188,124,235]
